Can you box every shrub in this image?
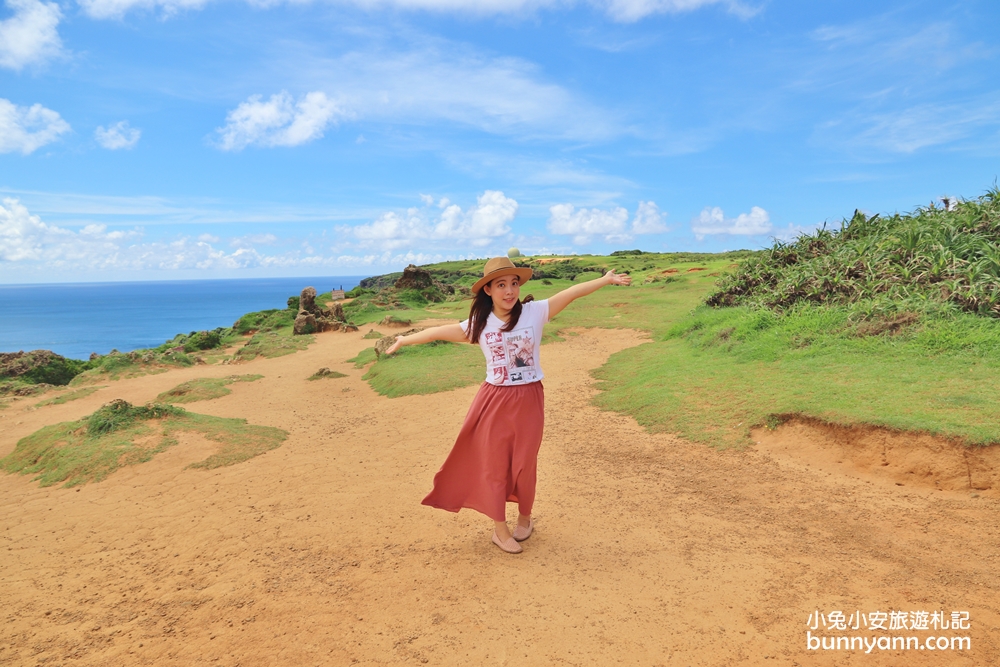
[707,189,1000,318]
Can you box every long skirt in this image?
[422,381,545,522]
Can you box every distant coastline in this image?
[0,276,364,360]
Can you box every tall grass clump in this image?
[708,189,1000,318]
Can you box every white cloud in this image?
[348,191,518,249]
[94,120,141,150]
[630,200,668,234]
[548,204,629,245]
[230,233,278,247]
[76,0,752,22]
[198,233,220,243]
[0,198,139,264]
[435,190,517,240]
[826,99,1000,154]
[294,48,618,143]
[548,200,667,243]
[0,98,70,154]
[691,206,771,240]
[215,91,344,151]
[599,0,757,22]
[77,0,209,20]
[0,197,306,272]
[0,0,62,70]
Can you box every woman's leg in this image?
[495,519,513,541]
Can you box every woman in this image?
[384,257,631,553]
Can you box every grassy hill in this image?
[594,191,1000,447]
[358,192,1000,449]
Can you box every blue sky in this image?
[1,0,998,283]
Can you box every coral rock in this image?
[374,328,424,358]
[394,264,434,290]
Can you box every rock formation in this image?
[374,328,424,358]
[293,286,349,335]
[394,264,434,290]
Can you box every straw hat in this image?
[471,257,533,295]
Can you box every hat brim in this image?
[471,267,533,295]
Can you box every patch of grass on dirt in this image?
[234,331,313,361]
[362,341,483,398]
[0,380,55,397]
[362,329,383,339]
[232,308,296,334]
[307,369,347,381]
[70,351,190,385]
[347,347,377,369]
[594,303,1000,447]
[0,399,287,487]
[36,386,104,406]
[156,375,263,403]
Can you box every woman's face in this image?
[483,274,521,314]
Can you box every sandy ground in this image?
[1,325,998,666]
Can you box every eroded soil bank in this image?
[1,326,998,666]
[754,417,1000,495]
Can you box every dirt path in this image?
[1,327,998,666]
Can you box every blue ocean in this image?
[0,277,364,360]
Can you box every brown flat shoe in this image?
[513,518,533,542]
[492,530,522,554]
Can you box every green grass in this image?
[346,257,734,399]
[347,347,378,369]
[70,351,189,386]
[362,329,383,339]
[156,374,263,403]
[234,331,313,361]
[0,380,55,397]
[232,308,296,334]
[307,369,347,380]
[0,400,287,487]
[36,386,104,406]
[593,303,1000,448]
[343,248,1000,449]
[357,341,484,398]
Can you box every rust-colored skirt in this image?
[422,381,545,522]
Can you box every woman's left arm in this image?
[547,270,631,319]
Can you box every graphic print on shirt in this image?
[504,329,535,369]
[481,327,538,385]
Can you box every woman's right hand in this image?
[384,336,405,355]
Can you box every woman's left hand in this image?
[606,270,631,286]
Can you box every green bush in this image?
[87,400,185,436]
[20,357,89,386]
[182,328,225,353]
[233,308,295,334]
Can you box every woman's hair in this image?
[467,282,526,344]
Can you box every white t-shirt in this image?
[461,300,549,386]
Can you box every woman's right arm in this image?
[384,323,468,355]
